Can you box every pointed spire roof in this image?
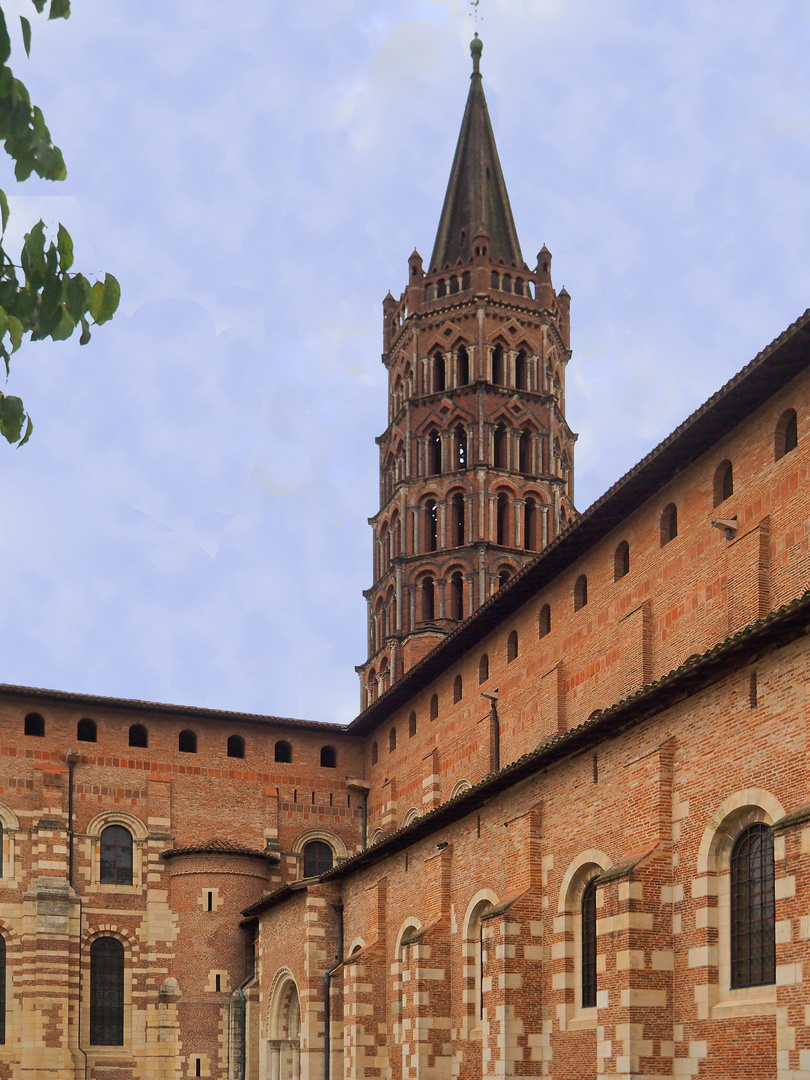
[429,34,523,272]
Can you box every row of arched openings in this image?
[420,491,543,553]
[424,422,537,477]
[22,713,335,767]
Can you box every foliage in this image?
[0,0,119,445]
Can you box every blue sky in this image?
[0,0,808,723]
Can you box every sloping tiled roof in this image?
[161,838,280,863]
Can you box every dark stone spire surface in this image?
[429,34,524,272]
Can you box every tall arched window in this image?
[449,275,459,295]
[128,724,148,748]
[731,823,775,988]
[491,344,504,385]
[660,503,678,545]
[574,574,588,611]
[303,840,334,878]
[614,540,630,580]
[422,576,435,621]
[496,492,509,545]
[507,630,518,662]
[714,460,733,506]
[178,729,197,753]
[433,352,446,393]
[524,497,537,550]
[450,571,464,620]
[227,735,245,759]
[430,694,439,721]
[424,498,438,551]
[775,408,798,460]
[519,430,531,474]
[538,603,551,638]
[455,425,467,470]
[389,727,396,753]
[467,899,494,1021]
[515,349,527,390]
[457,346,469,385]
[274,740,292,763]
[428,430,442,476]
[453,674,463,703]
[581,878,598,1008]
[451,492,465,545]
[320,746,337,768]
[493,425,507,469]
[498,568,511,589]
[478,653,489,683]
[371,741,378,765]
[90,937,125,1045]
[100,825,133,886]
[77,718,97,743]
[408,711,417,737]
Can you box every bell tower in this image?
[358,34,577,706]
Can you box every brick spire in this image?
[429,34,523,272]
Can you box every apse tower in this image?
[359,35,577,705]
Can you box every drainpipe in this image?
[323,900,344,1080]
[361,790,368,850]
[231,928,257,1080]
[66,750,88,1080]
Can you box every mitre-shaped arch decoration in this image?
[486,318,537,346]
[414,401,475,439]
[422,321,469,355]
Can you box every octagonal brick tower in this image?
[358,34,577,706]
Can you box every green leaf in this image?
[22,220,46,282]
[89,272,120,324]
[79,314,90,345]
[18,414,32,447]
[31,0,46,13]
[0,305,7,342]
[49,305,74,340]
[65,273,90,320]
[56,223,73,271]
[20,16,31,58]
[0,189,8,234]
[48,0,70,19]
[0,393,26,444]
[0,10,10,65]
[6,315,23,353]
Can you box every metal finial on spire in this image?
[471,31,482,75]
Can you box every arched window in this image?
[450,571,464,621]
[449,275,459,295]
[491,344,504,385]
[422,576,435,621]
[320,746,337,768]
[461,271,471,291]
[660,503,678,545]
[714,460,733,506]
[430,694,439,721]
[24,712,44,737]
[451,492,465,545]
[428,430,442,475]
[731,823,775,988]
[437,278,446,298]
[303,840,334,878]
[490,270,500,289]
[515,349,527,390]
[524,497,537,550]
[519,430,531,474]
[275,740,292,763]
[574,574,588,611]
[507,630,518,662]
[90,937,125,1045]
[496,492,509,545]
[614,540,630,580]
[455,426,467,470]
[479,653,489,683]
[775,408,798,460]
[100,825,133,886]
[178,730,197,753]
[433,352,446,393]
[371,741,378,765]
[389,727,396,753]
[453,674,463,703]
[0,936,5,1044]
[502,273,511,294]
[77,718,97,743]
[424,498,438,551]
[493,425,507,469]
[128,724,148,748]
[227,735,245,759]
[581,877,598,1008]
[466,898,494,1021]
[538,603,551,638]
[498,568,511,589]
[457,346,469,385]
[408,711,417,737]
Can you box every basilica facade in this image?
[0,34,809,1080]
